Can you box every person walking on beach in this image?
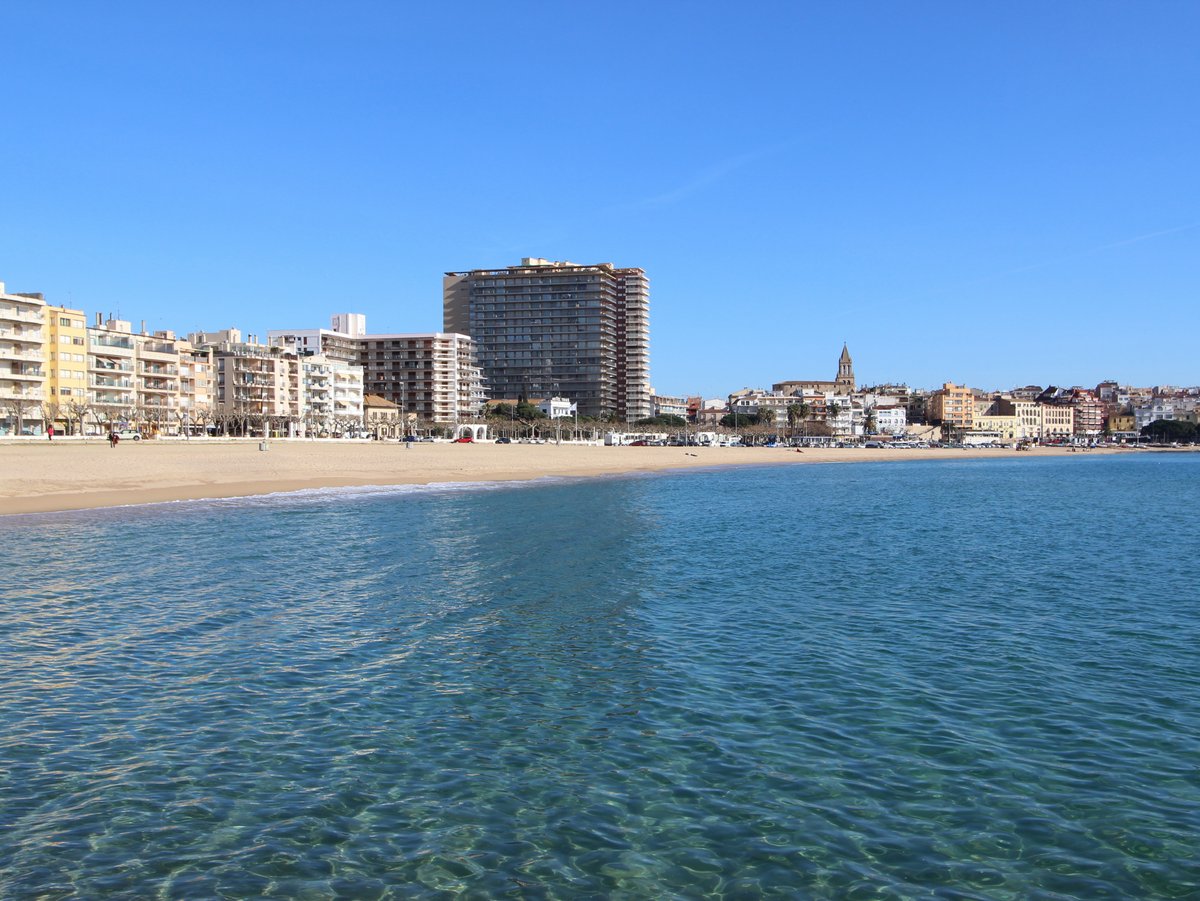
[108,430,118,448]
[47,424,54,441]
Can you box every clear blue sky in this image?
[2,1,1197,396]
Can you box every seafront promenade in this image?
[0,439,1141,515]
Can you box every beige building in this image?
[178,340,215,433]
[1040,402,1074,439]
[364,394,404,438]
[87,317,138,427]
[191,334,302,434]
[970,414,1029,442]
[44,305,89,433]
[0,282,46,435]
[927,382,976,432]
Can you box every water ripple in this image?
[1,456,1198,898]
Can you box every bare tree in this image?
[66,399,92,436]
[191,404,213,438]
[41,401,63,436]
[3,396,42,436]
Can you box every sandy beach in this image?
[0,438,1145,516]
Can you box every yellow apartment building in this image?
[928,382,976,432]
[44,305,89,433]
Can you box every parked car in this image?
[115,429,142,441]
[495,437,512,444]
[453,436,474,443]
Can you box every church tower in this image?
[835,344,855,394]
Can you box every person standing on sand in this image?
[47,424,54,441]
[108,431,118,448]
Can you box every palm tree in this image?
[787,403,802,438]
[826,399,842,436]
[863,404,877,436]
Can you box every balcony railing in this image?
[6,367,44,379]
[91,337,135,350]
[0,386,43,400]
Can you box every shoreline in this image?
[0,440,1157,516]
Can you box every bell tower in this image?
[835,344,855,394]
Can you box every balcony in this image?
[88,359,133,374]
[91,376,133,388]
[0,347,43,362]
[139,342,177,358]
[0,385,43,400]
[141,382,175,394]
[91,337,135,351]
[90,391,135,406]
[0,307,45,323]
[5,367,44,380]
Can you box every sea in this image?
[1,454,1197,899]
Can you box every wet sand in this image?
[0,438,1138,515]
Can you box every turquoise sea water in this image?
[1,455,1198,899]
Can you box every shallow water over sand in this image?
[2,456,1197,898]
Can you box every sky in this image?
[1,1,1197,396]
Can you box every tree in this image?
[863,404,877,436]
[3,397,41,435]
[1141,419,1197,443]
[635,414,686,428]
[826,400,843,435]
[720,408,774,429]
[66,399,92,436]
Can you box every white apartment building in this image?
[0,281,46,435]
[873,405,908,435]
[301,354,365,435]
[1135,399,1191,430]
[87,318,138,425]
[270,315,483,425]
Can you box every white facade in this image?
[651,392,688,418]
[538,396,577,418]
[0,281,46,434]
[300,354,364,435]
[873,405,907,435]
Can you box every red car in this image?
[453,436,474,443]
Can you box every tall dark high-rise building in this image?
[443,258,650,420]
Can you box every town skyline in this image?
[3,3,1198,394]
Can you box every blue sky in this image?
[2,1,1197,396]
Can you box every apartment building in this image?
[44,305,89,432]
[927,382,976,432]
[444,258,651,421]
[267,313,363,364]
[178,340,215,430]
[269,314,480,426]
[87,318,138,423]
[651,392,688,419]
[190,332,303,430]
[1039,386,1102,437]
[301,354,365,435]
[0,281,46,435]
[358,332,484,424]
